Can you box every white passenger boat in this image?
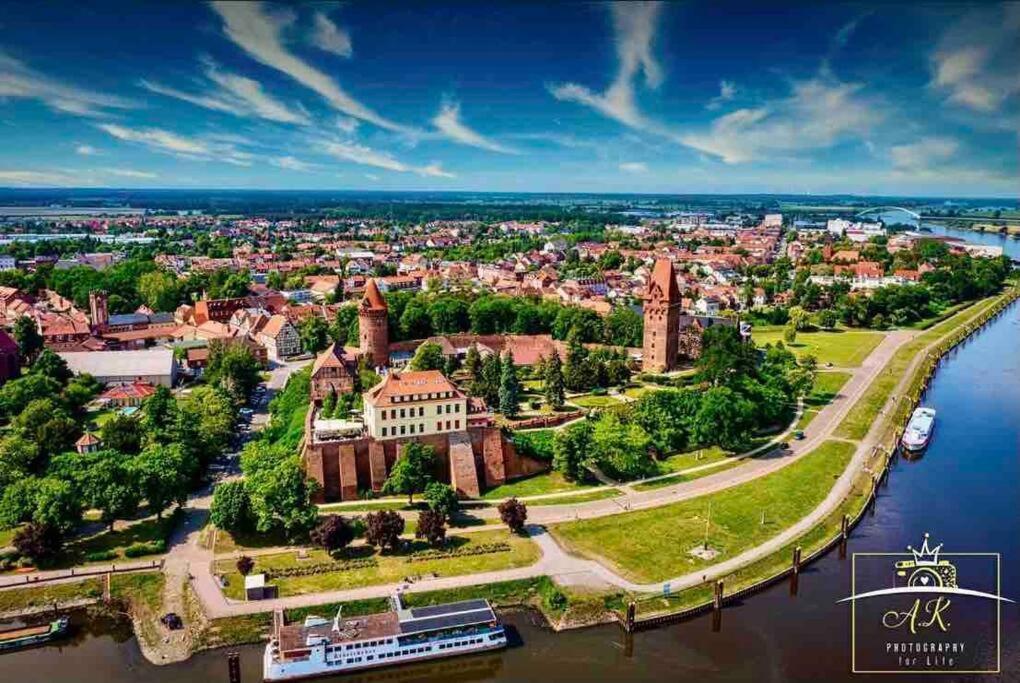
[264,594,507,681]
[901,407,936,451]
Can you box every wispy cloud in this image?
[75,144,99,156]
[101,167,158,179]
[549,2,666,132]
[930,4,1020,113]
[210,2,410,133]
[706,80,736,110]
[681,76,881,163]
[432,102,518,154]
[311,12,352,58]
[270,155,315,172]
[887,136,1010,185]
[322,140,454,178]
[0,169,86,187]
[619,161,648,173]
[141,59,309,125]
[97,123,255,166]
[0,51,135,118]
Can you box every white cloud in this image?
[101,167,159,179]
[270,155,314,172]
[619,161,648,173]
[140,60,309,125]
[321,140,454,178]
[364,173,380,181]
[890,137,958,173]
[210,2,410,132]
[549,2,666,131]
[97,123,255,166]
[930,5,1020,112]
[706,80,737,110]
[311,12,352,58]
[98,123,211,156]
[680,76,881,163]
[432,102,518,154]
[0,51,135,118]
[76,144,99,156]
[336,116,359,134]
[887,136,1009,185]
[0,170,83,186]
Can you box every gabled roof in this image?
[360,278,387,311]
[364,370,463,407]
[646,258,681,302]
[311,342,356,375]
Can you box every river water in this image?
[2,228,1018,683]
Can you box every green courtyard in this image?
[752,327,884,367]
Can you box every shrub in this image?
[236,555,255,576]
[406,542,510,563]
[13,523,62,563]
[210,480,253,533]
[310,515,356,553]
[123,539,166,557]
[414,510,447,547]
[364,510,405,551]
[497,498,528,533]
[85,550,117,562]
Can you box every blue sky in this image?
[0,1,1017,196]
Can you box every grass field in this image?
[656,446,730,473]
[834,296,996,440]
[551,440,855,583]
[526,489,622,506]
[0,526,16,548]
[0,578,103,613]
[806,371,852,407]
[632,459,746,492]
[482,471,596,500]
[214,529,539,599]
[752,327,884,367]
[568,394,623,409]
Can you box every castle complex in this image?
[301,279,543,502]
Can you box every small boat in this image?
[264,594,507,681]
[901,407,936,451]
[0,616,70,652]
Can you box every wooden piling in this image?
[792,546,802,575]
[713,580,724,611]
[227,651,241,683]
[625,602,636,632]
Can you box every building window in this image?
[454,403,460,413]
[400,408,406,418]
[382,427,387,437]
[436,421,442,431]
[418,407,424,417]
[436,405,442,415]
[400,425,406,435]
[455,420,460,429]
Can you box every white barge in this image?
[901,407,936,451]
[264,594,507,681]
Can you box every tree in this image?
[210,480,253,532]
[563,334,589,392]
[137,270,179,312]
[244,447,319,539]
[31,477,83,534]
[471,352,502,406]
[299,316,330,354]
[590,412,655,480]
[409,342,445,372]
[31,349,73,386]
[415,509,447,546]
[552,420,592,481]
[0,477,37,529]
[498,351,521,418]
[13,398,79,458]
[310,514,356,553]
[205,341,262,405]
[382,442,435,504]
[498,498,528,533]
[177,385,236,466]
[78,450,141,531]
[13,522,62,563]
[0,434,40,486]
[364,510,405,551]
[464,344,482,379]
[13,315,43,362]
[692,386,756,450]
[143,385,178,444]
[632,388,702,454]
[423,482,459,520]
[816,309,838,330]
[63,374,101,418]
[0,374,62,418]
[604,306,643,347]
[236,555,255,576]
[696,325,758,387]
[783,323,797,344]
[134,444,190,519]
[100,413,144,455]
[543,352,566,410]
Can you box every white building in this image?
[762,213,783,228]
[363,370,467,441]
[827,219,884,239]
[58,348,177,387]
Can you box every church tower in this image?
[642,259,682,373]
[359,279,389,368]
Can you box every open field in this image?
[526,489,622,506]
[568,394,623,408]
[214,529,539,599]
[806,371,852,407]
[752,327,884,367]
[632,459,746,492]
[551,440,855,583]
[482,470,596,500]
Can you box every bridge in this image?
[854,206,921,221]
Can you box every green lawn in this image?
[835,296,998,440]
[795,409,820,431]
[0,578,104,613]
[568,394,623,409]
[656,446,730,474]
[214,529,539,599]
[806,371,852,408]
[0,526,17,548]
[632,459,746,492]
[482,470,595,500]
[752,327,884,367]
[526,489,622,506]
[551,440,856,583]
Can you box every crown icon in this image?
[907,533,943,567]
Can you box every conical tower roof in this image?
[360,278,387,311]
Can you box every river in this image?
[2,229,1018,683]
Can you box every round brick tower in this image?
[359,278,389,368]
